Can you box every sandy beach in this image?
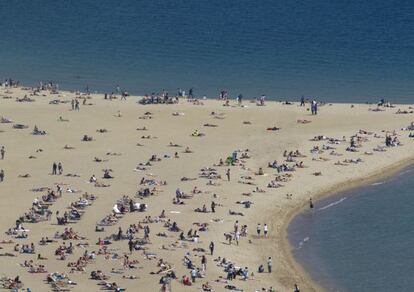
[0,85,413,291]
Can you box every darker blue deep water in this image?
[0,0,413,102]
[288,166,414,292]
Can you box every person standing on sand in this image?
[0,169,4,182]
[71,99,75,110]
[234,220,239,233]
[57,185,62,196]
[191,267,197,282]
[267,257,272,273]
[264,223,268,237]
[235,230,240,245]
[209,241,214,255]
[257,223,261,236]
[58,162,63,175]
[226,169,230,181]
[144,225,150,239]
[211,201,216,213]
[300,95,305,106]
[201,255,207,271]
[1,146,5,159]
[309,198,314,209]
[52,162,57,175]
[294,284,300,292]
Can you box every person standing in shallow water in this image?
[309,197,314,209]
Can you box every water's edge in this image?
[280,157,414,292]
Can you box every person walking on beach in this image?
[237,94,243,105]
[0,169,4,182]
[211,201,216,213]
[201,255,207,271]
[191,267,197,282]
[257,223,261,236]
[57,184,62,196]
[1,146,5,159]
[309,197,314,209]
[128,239,134,254]
[226,169,231,181]
[52,162,57,175]
[311,100,318,115]
[209,241,214,255]
[267,257,272,273]
[234,220,239,233]
[75,99,80,110]
[144,225,150,239]
[71,99,75,110]
[294,284,300,292]
[235,230,240,245]
[300,95,305,106]
[58,162,63,175]
[264,223,268,237]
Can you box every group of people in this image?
[51,162,63,175]
[71,99,80,110]
[3,81,408,292]
[0,146,5,182]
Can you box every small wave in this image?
[399,169,413,175]
[297,237,310,249]
[318,197,347,211]
[371,182,384,186]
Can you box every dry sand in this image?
[0,86,413,291]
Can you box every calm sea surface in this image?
[0,0,413,102]
[288,166,414,292]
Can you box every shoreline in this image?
[4,82,412,105]
[280,156,414,292]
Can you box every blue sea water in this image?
[288,166,414,292]
[0,0,413,102]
